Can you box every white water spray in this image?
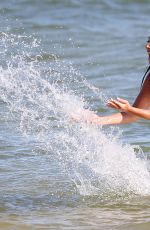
[1,32,150,197]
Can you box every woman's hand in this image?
[107,98,131,112]
[71,109,100,124]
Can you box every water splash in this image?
[0,32,150,197]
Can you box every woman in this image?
[76,37,150,125]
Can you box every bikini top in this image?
[141,65,150,87]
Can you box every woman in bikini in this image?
[79,37,150,125]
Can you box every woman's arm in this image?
[92,112,137,125]
[125,105,150,119]
[107,97,150,120]
[105,74,150,123]
[83,74,150,125]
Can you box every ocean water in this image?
[1,0,150,229]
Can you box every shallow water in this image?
[1,0,150,229]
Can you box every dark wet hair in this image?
[147,36,150,42]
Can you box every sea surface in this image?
[1,0,150,229]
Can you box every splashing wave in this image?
[1,32,150,197]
